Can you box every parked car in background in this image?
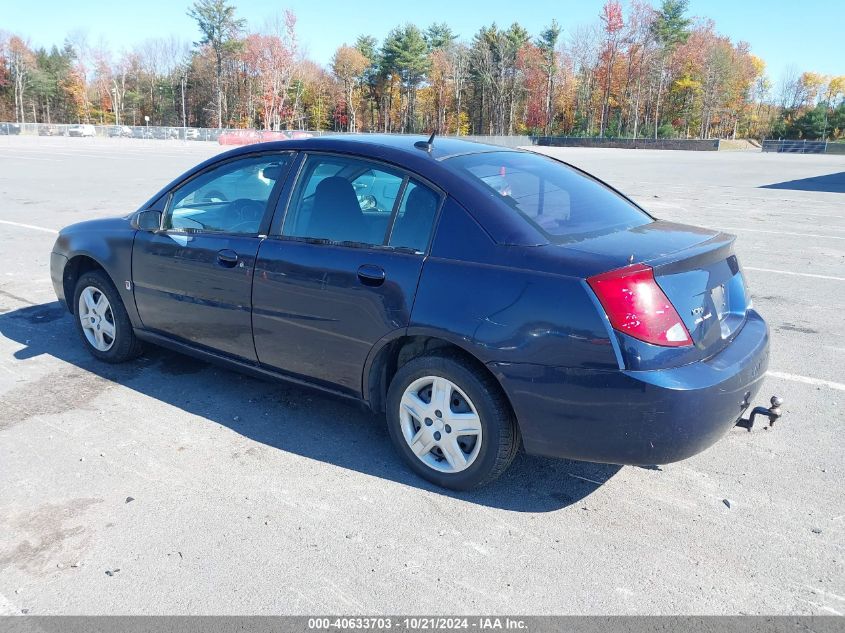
[218,129,262,146]
[132,127,154,139]
[50,135,772,490]
[68,124,96,137]
[0,122,22,135]
[148,127,179,140]
[38,124,63,136]
[259,130,289,142]
[184,128,200,140]
[108,125,133,138]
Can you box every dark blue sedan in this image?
[50,135,770,489]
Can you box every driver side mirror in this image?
[135,209,162,231]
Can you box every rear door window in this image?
[446,151,651,241]
[388,180,440,253]
[282,154,405,246]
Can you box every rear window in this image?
[446,151,651,241]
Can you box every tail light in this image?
[587,263,692,347]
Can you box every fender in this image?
[51,217,142,327]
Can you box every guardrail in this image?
[535,136,721,151]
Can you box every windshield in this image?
[446,151,652,241]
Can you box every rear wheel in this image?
[386,352,519,490]
[73,270,142,363]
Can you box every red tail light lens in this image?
[587,263,692,347]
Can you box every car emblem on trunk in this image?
[691,305,712,324]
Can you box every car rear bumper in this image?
[489,309,770,465]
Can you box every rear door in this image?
[252,152,441,394]
[131,152,294,360]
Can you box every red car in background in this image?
[217,129,261,146]
[218,129,313,145]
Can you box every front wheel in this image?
[73,270,142,363]
[386,353,519,490]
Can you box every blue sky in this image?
[3,0,843,83]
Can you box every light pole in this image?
[111,88,119,126]
[181,72,187,141]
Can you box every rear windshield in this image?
[446,151,651,241]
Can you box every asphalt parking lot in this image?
[0,136,843,615]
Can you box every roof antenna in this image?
[414,131,436,152]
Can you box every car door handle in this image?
[216,249,239,268]
[357,264,386,287]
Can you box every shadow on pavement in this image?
[760,171,845,193]
[0,301,622,512]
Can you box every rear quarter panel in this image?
[411,197,618,371]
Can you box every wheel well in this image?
[63,256,105,314]
[366,335,515,418]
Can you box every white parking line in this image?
[756,208,845,219]
[0,220,58,234]
[720,227,845,240]
[744,267,845,281]
[768,371,845,392]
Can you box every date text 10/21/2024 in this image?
[307,617,528,630]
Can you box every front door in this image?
[252,153,441,394]
[132,152,293,361]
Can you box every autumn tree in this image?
[447,42,471,134]
[536,20,561,135]
[381,25,429,132]
[7,36,35,122]
[821,76,845,138]
[424,23,457,51]
[650,0,691,138]
[331,45,368,131]
[354,35,380,130]
[187,0,245,128]
[568,23,602,135]
[598,2,623,136]
[243,12,298,130]
[3,7,835,143]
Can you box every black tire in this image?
[386,352,519,490]
[72,270,143,363]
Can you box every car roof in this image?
[142,133,547,246]
[219,133,513,161]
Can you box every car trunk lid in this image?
[572,220,749,362]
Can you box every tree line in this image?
[1,0,843,140]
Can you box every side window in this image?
[165,154,291,234]
[282,154,404,246]
[388,180,439,253]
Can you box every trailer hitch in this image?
[736,395,783,431]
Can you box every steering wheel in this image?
[228,199,265,233]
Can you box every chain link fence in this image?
[0,121,336,142]
[0,122,539,149]
[761,139,844,154]
[14,123,840,154]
